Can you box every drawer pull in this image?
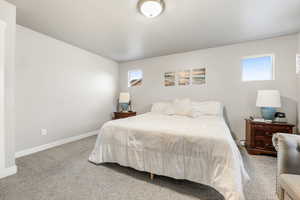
[265,131,272,136]
[265,144,273,148]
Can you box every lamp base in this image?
[120,103,129,112]
[261,107,276,120]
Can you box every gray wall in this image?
[298,33,300,51]
[297,33,300,129]
[0,0,16,168]
[120,35,298,140]
[15,26,119,152]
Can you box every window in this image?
[242,54,274,81]
[128,69,143,87]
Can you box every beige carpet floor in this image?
[0,136,277,200]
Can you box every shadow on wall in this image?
[280,96,298,133]
[223,107,237,141]
[135,102,152,114]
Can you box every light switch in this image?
[41,129,47,136]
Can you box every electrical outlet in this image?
[240,140,246,146]
[41,129,47,136]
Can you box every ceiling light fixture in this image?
[138,0,165,18]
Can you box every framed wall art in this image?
[164,71,176,86]
[192,68,206,85]
[177,70,190,86]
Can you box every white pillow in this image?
[151,102,174,115]
[191,101,223,118]
[172,98,193,116]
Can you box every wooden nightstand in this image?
[113,112,137,120]
[245,119,294,156]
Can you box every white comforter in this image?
[89,113,249,200]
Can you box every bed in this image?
[89,101,249,200]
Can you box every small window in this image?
[128,69,143,87]
[242,55,274,81]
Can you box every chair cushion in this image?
[280,174,300,200]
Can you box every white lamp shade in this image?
[119,93,130,103]
[256,90,281,108]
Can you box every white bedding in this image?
[89,113,249,200]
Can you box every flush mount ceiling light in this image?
[138,0,165,18]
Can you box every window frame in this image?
[128,69,143,88]
[241,54,275,82]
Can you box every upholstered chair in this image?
[273,133,300,200]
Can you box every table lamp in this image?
[119,92,130,112]
[256,90,281,120]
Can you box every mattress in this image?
[89,113,249,200]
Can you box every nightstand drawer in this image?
[253,124,271,130]
[253,125,292,137]
[254,136,276,151]
[271,126,292,133]
[253,128,275,137]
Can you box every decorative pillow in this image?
[172,98,193,116]
[191,101,223,118]
[151,102,174,115]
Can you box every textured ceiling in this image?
[7,0,300,62]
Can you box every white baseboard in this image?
[0,165,18,179]
[15,130,99,158]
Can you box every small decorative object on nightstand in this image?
[245,119,294,156]
[113,112,137,120]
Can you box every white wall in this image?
[0,20,6,169]
[15,25,119,152]
[120,35,298,140]
[0,0,16,169]
[298,33,300,52]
